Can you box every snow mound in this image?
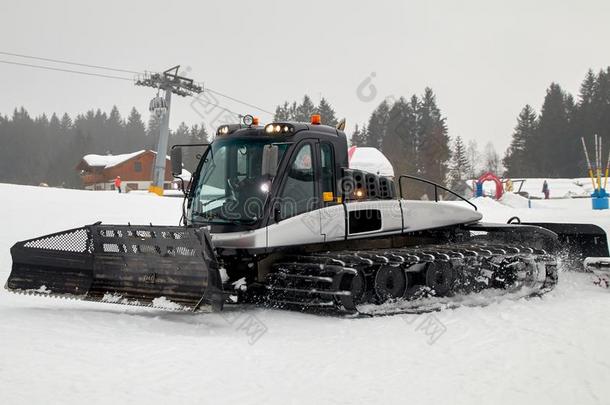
[498,192,531,208]
[469,196,504,211]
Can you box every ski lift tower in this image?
[135,66,203,195]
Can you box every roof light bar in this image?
[264,123,295,134]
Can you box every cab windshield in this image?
[190,138,287,224]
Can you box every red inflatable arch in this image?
[477,172,503,199]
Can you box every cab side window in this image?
[278,143,315,220]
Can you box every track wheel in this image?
[375,266,408,302]
[338,270,366,311]
[425,262,453,296]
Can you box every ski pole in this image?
[595,134,601,191]
[582,137,596,190]
[605,143,610,190]
[597,135,602,192]
[592,134,601,191]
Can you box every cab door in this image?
[317,141,346,243]
[266,140,325,247]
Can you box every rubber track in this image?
[265,242,558,315]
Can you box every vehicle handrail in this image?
[397,174,478,211]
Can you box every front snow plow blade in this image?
[5,223,224,312]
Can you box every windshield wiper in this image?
[191,211,257,225]
[191,211,218,221]
[201,195,228,207]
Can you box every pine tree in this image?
[294,95,316,122]
[466,140,480,179]
[366,100,391,149]
[593,68,610,142]
[287,102,298,121]
[350,124,367,146]
[483,142,501,174]
[60,113,72,132]
[448,136,470,195]
[382,97,418,177]
[173,122,190,141]
[580,69,596,105]
[36,113,49,127]
[125,107,147,151]
[315,98,338,127]
[536,83,574,176]
[274,102,291,121]
[49,113,61,132]
[574,70,597,155]
[189,123,209,143]
[106,105,124,154]
[47,112,78,187]
[503,104,537,177]
[417,88,451,186]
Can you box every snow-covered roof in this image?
[82,150,147,169]
[348,146,395,177]
[81,150,172,169]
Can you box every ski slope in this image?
[0,184,609,405]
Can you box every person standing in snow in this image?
[114,176,122,193]
[542,180,549,199]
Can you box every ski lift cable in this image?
[0,50,141,74]
[0,50,275,117]
[206,88,274,115]
[196,99,244,118]
[0,59,134,81]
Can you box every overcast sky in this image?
[1,0,609,152]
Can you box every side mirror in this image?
[170,147,183,176]
[262,145,279,177]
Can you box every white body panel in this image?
[401,200,482,233]
[320,204,347,242]
[211,200,482,249]
[211,227,268,249]
[266,209,324,247]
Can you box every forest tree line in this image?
[503,68,610,178]
[0,107,209,188]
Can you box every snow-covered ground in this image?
[474,177,598,199]
[1,184,609,405]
